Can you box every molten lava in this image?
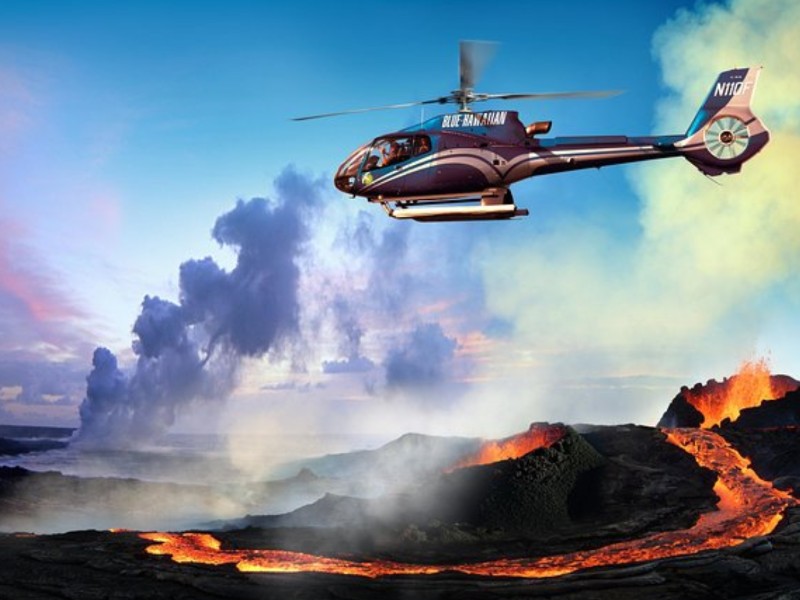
[448,423,567,471]
[682,358,799,428]
[141,428,795,579]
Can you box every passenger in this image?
[397,141,411,162]
[415,137,431,155]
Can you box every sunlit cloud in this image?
[473,0,800,427]
[0,207,103,420]
[0,217,87,342]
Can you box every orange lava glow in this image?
[140,428,795,579]
[447,423,567,471]
[682,358,798,428]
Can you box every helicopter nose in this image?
[334,173,356,193]
[334,144,370,195]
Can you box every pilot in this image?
[382,142,400,166]
[363,154,380,171]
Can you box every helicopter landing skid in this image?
[379,188,529,222]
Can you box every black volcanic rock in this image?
[4,383,800,598]
[2,410,798,598]
[234,427,604,536]
[716,427,800,496]
[1,508,800,599]
[656,388,705,428]
[573,425,718,536]
[230,425,719,558]
[430,426,605,534]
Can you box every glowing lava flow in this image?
[682,359,799,428]
[447,423,567,471]
[141,428,795,579]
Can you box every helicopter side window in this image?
[363,137,413,171]
[413,135,431,155]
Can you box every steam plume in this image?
[321,296,375,374]
[75,168,322,446]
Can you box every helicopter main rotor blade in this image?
[479,90,623,101]
[459,40,498,93]
[292,98,447,121]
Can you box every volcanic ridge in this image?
[2,361,800,599]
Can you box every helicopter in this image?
[295,42,769,222]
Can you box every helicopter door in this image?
[359,136,416,197]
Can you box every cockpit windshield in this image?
[334,143,370,193]
[337,144,369,179]
[363,135,431,172]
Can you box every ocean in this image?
[0,424,389,533]
[0,424,385,485]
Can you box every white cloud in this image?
[474,0,800,428]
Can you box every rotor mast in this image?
[456,40,495,113]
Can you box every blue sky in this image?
[2,0,798,440]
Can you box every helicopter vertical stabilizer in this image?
[677,67,769,175]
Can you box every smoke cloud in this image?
[76,168,323,446]
[385,323,457,392]
[301,206,475,389]
[321,296,375,374]
[474,0,800,428]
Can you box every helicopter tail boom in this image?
[676,67,769,175]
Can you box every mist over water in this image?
[0,426,388,533]
[3,430,383,484]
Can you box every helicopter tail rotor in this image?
[677,67,769,176]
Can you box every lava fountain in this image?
[681,358,799,428]
[140,428,795,579]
